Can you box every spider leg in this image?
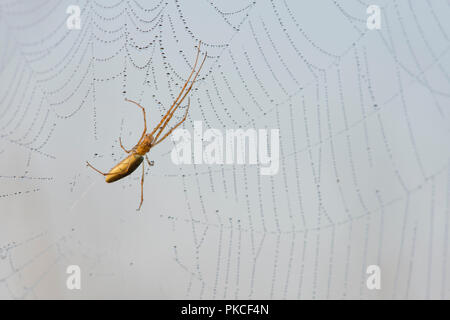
[149,41,202,137]
[124,98,147,143]
[154,98,183,140]
[86,160,132,177]
[137,161,145,211]
[86,161,109,176]
[154,50,206,142]
[153,98,190,146]
[119,137,131,153]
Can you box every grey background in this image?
[0,0,449,299]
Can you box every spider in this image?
[86,41,207,210]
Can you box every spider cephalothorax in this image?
[135,134,154,155]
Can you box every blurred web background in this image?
[0,0,449,299]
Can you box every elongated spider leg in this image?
[86,161,109,176]
[155,98,183,139]
[119,137,131,153]
[124,98,147,143]
[154,50,206,141]
[154,98,190,146]
[145,155,154,166]
[137,161,145,211]
[149,41,201,137]
[149,41,202,137]
[86,161,132,177]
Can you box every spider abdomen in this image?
[105,153,143,183]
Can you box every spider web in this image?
[0,0,449,299]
